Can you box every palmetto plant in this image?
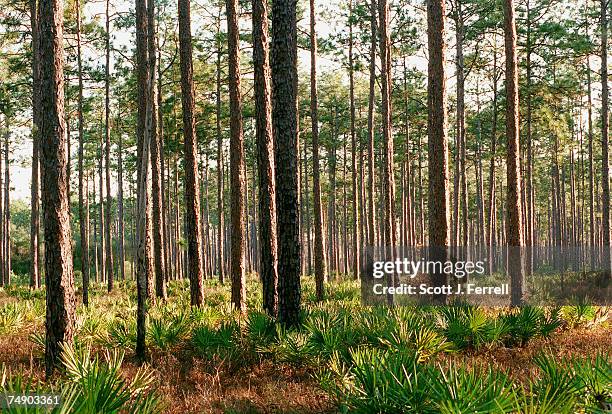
[0,303,23,335]
[244,311,277,350]
[191,320,243,365]
[438,305,505,350]
[60,343,162,413]
[428,366,516,413]
[571,353,611,411]
[304,309,361,361]
[561,304,597,328]
[342,347,432,413]
[148,312,190,351]
[1,347,162,414]
[502,306,561,347]
[265,325,313,366]
[1,364,77,414]
[98,319,137,350]
[380,320,451,362]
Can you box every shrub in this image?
[438,305,505,350]
[60,343,162,413]
[501,306,561,347]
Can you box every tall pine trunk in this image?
[379,0,396,293]
[348,0,359,279]
[310,0,326,300]
[39,0,76,376]
[226,0,246,312]
[76,0,89,304]
[135,0,151,360]
[215,12,225,283]
[30,0,41,289]
[600,0,611,281]
[149,0,166,300]
[104,0,114,292]
[367,0,377,248]
[427,0,450,303]
[503,0,525,305]
[178,0,205,306]
[272,0,301,326]
[253,0,279,316]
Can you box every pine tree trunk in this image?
[117,126,125,281]
[39,0,76,376]
[216,13,225,283]
[525,0,534,275]
[310,0,326,300]
[600,0,611,280]
[98,137,106,283]
[135,0,150,360]
[367,0,377,248]
[76,0,88,303]
[379,0,397,291]
[226,0,246,312]
[427,0,450,302]
[178,0,205,306]
[3,129,10,286]
[253,0,279,316]
[503,0,525,305]
[30,0,41,290]
[487,35,499,272]
[159,77,170,282]
[587,54,596,267]
[93,171,99,282]
[148,0,166,300]
[348,0,360,279]
[455,5,468,250]
[104,0,114,292]
[272,0,301,326]
[0,118,4,288]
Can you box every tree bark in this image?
[601,0,611,280]
[367,0,377,248]
[30,0,41,290]
[349,0,359,280]
[104,0,114,292]
[427,0,450,302]
[148,0,166,300]
[503,0,525,305]
[178,0,205,306]
[216,11,225,283]
[98,136,106,283]
[39,0,76,376]
[310,0,326,300]
[272,0,301,326]
[226,0,246,313]
[135,0,151,360]
[75,0,88,304]
[525,0,534,275]
[253,0,278,316]
[379,0,396,293]
[455,2,468,249]
[3,128,10,286]
[117,121,125,281]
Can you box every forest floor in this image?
[0,276,610,413]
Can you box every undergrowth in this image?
[0,276,609,413]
